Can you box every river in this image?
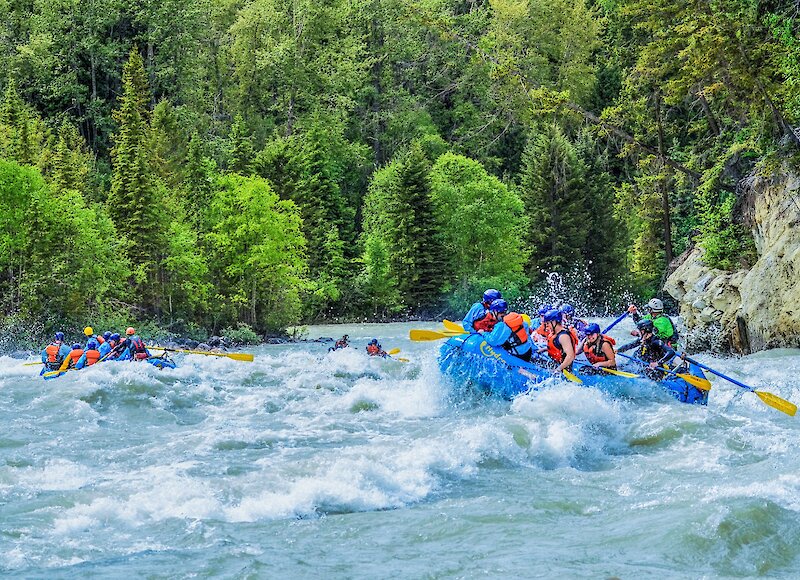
[2,320,799,577]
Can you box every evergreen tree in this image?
[49,120,96,200]
[519,124,590,279]
[389,142,445,309]
[226,114,255,175]
[150,100,187,188]
[108,48,163,285]
[184,132,217,222]
[0,81,38,165]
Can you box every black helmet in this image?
[637,319,655,334]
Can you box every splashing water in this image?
[1,321,799,577]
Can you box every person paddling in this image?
[100,333,120,360]
[75,340,102,369]
[538,309,578,373]
[59,343,84,371]
[531,304,554,344]
[560,304,589,339]
[366,338,388,357]
[481,299,534,362]
[112,327,151,361]
[628,298,679,346]
[329,334,350,352]
[577,323,617,372]
[616,319,683,379]
[41,332,71,372]
[463,289,502,333]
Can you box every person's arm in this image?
[628,304,641,322]
[615,339,641,353]
[75,353,87,370]
[596,341,617,368]
[41,349,48,364]
[557,334,576,372]
[462,303,484,332]
[484,322,511,347]
[652,340,678,367]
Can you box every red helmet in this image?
[126,327,135,335]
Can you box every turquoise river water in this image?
[2,320,800,578]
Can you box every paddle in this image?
[616,352,711,391]
[387,348,401,355]
[580,365,640,378]
[410,329,468,341]
[24,361,44,366]
[149,347,254,362]
[601,312,628,334]
[443,319,467,333]
[682,356,796,417]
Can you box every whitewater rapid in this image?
[2,321,799,577]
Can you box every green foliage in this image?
[221,322,261,345]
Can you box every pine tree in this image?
[150,100,187,188]
[49,120,95,199]
[389,142,445,309]
[518,124,590,279]
[109,48,163,276]
[227,114,255,175]
[184,132,217,225]
[0,81,37,165]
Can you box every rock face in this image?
[664,171,800,354]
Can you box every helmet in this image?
[370,338,378,345]
[489,298,508,313]
[482,289,502,304]
[543,309,562,323]
[343,335,349,339]
[71,343,81,350]
[561,304,575,316]
[87,340,98,349]
[83,326,94,336]
[538,304,553,316]
[126,327,135,335]
[110,333,120,342]
[103,331,112,341]
[584,323,601,335]
[54,332,65,342]
[637,319,655,333]
[647,298,664,311]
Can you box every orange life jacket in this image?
[84,348,101,366]
[45,343,62,363]
[583,334,616,365]
[502,312,529,352]
[366,344,381,356]
[547,329,578,363]
[473,312,497,332]
[68,348,84,366]
[96,335,105,345]
[534,322,553,340]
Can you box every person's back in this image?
[59,344,84,371]
[76,341,101,369]
[41,332,70,371]
[485,310,533,362]
[463,289,501,332]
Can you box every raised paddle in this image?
[443,319,467,333]
[387,348,401,355]
[682,356,796,417]
[149,347,254,362]
[410,329,469,341]
[616,352,712,391]
[601,312,628,334]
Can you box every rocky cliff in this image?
[664,171,800,354]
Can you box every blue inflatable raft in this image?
[439,334,709,405]
[41,355,177,380]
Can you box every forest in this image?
[1,0,798,340]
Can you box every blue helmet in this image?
[561,304,575,316]
[54,332,65,342]
[543,309,562,323]
[370,338,378,345]
[489,298,508,313]
[584,323,601,335]
[637,319,655,334]
[87,340,98,350]
[103,331,112,341]
[71,343,81,350]
[538,304,553,316]
[483,289,502,304]
[110,333,120,342]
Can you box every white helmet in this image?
[647,298,664,311]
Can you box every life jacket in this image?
[131,337,149,360]
[67,348,84,366]
[366,344,381,356]
[547,329,578,364]
[84,348,101,366]
[96,335,105,345]
[45,343,62,363]
[502,312,529,353]
[473,312,497,333]
[583,334,616,365]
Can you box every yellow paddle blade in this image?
[522,313,532,326]
[675,372,712,391]
[24,361,44,366]
[150,347,254,362]
[755,391,797,417]
[395,357,410,363]
[410,329,462,341]
[563,369,583,384]
[387,348,401,355]
[443,319,466,332]
[599,367,640,378]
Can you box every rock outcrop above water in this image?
[665,171,800,354]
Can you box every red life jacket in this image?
[366,344,381,356]
[473,312,497,332]
[583,335,616,365]
[45,343,62,363]
[84,348,101,366]
[131,337,148,360]
[547,329,578,363]
[96,335,105,345]
[502,312,529,352]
